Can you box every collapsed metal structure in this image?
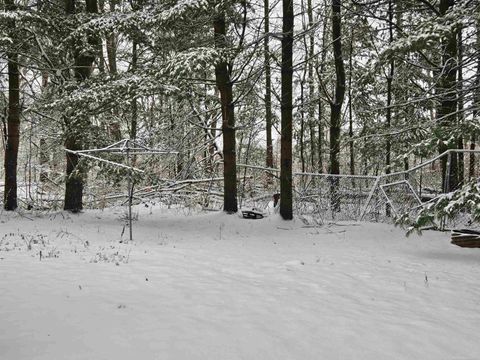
[65,139,178,240]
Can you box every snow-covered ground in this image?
[1,205,479,360]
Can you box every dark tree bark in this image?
[437,0,458,192]
[106,0,117,75]
[307,0,316,172]
[385,0,395,216]
[457,28,464,185]
[300,75,306,173]
[97,0,106,73]
[107,0,122,140]
[64,0,98,212]
[264,0,274,171]
[130,40,138,141]
[385,0,394,177]
[214,12,238,213]
[470,17,480,180]
[316,15,328,173]
[329,0,346,211]
[348,28,354,176]
[3,0,20,211]
[280,0,294,220]
[39,73,49,184]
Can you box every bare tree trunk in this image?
[264,0,274,171]
[470,17,480,180]
[329,0,346,212]
[437,0,458,192]
[3,0,20,210]
[385,0,394,216]
[280,0,294,220]
[316,6,328,173]
[107,0,122,140]
[307,0,316,172]
[64,0,98,212]
[457,28,464,186]
[131,40,138,141]
[106,0,117,75]
[39,73,49,183]
[300,75,306,173]
[348,28,354,176]
[39,139,48,183]
[214,11,238,213]
[97,0,105,73]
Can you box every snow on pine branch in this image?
[377,3,476,63]
[161,47,220,79]
[0,10,50,24]
[400,180,480,234]
[42,72,179,117]
[66,0,209,39]
[41,44,219,118]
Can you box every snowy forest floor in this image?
[1,204,479,360]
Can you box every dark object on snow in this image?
[451,229,480,248]
[242,208,264,220]
[273,193,280,207]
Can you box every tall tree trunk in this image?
[131,40,138,140]
[329,0,346,212]
[264,0,274,171]
[3,0,20,211]
[280,0,294,220]
[307,0,316,172]
[97,0,105,73]
[385,0,395,216]
[64,0,98,212]
[470,17,480,180]
[348,28,354,176]
[457,28,464,185]
[214,12,238,213]
[106,0,117,75]
[437,0,458,192]
[385,0,394,177]
[107,0,122,140]
[39,73,49,183]
[317,7,329,173]
[300,76,306,173]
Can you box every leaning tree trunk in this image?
[4,1,20,211]
[214,12,238,213]
[329,0,346,212]
[64,0,98,212]
[280,0,294,220]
